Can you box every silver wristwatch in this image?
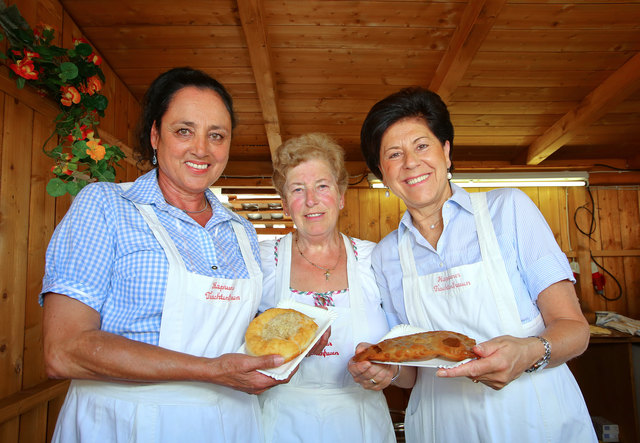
[525,336,551,373]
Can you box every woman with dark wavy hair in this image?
[349,87,596,443]
[41,67,290,442]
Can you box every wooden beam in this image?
[237,0,283,156]
[526,52,640,165]
[429,0,507,102]
[0,379,69,424]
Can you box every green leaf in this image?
[46,178,68,197]
[16,76,25,89]
[74,42,92,56]
[65,180,82,196]
[93,94,108,111]
[59,62,78,81]
[72,140,89,158]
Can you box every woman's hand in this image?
[435,335,542,390]
[437,279,590,390]
[207,353,295,395]
[347,342,416,390]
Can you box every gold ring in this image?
[370,378,377,385]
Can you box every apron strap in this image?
[469,192,523,336]
[230,221,261,280]
[274,233,293,301]
[342,234,370,344]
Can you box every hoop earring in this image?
[152,149,157,166]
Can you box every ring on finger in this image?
[370,378,377,385]
[472,379,479,383]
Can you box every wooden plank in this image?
[595,189,627,314]
[526,52,640,165]
[46,393,66,442]
[379,190,400,240]
[339,188,360,238]
[273,48,443,70]
[104,48,251,69]
[358,188,380,242]
[269,25,453,50]
[18,405,47,443]
[537,187,563,247]
[0,95,33,400]
[23,111,56,390]
[496,3,640,29]
[482,29,640,52]
[60,0,240,26]
[430,0,507,102]
[81,25,246,49]
[264,1,464,27]
[568,187,600,312]
[620,189,640,318]
[237,0,283,155]
[0,379,70,424]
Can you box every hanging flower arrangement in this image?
[0,3,125,197]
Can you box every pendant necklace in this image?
[295,234,342,281]
[165,197,209,214]
[430,218,442,229]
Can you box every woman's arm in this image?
[44,293,288,394]
[436,280,588,390]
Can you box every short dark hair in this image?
[135,67,235,164]
[360,87,454,179]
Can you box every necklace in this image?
[165,197,209,214]
[295,234,342,281]
[430,218,442,229]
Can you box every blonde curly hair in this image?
[272,133,349,198]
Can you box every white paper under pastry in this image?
[238,299,338,380]
[369,324,476,369]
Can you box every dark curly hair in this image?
[135,67,235,164]
[360,87,454,179]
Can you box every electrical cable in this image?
[573,186,622,302]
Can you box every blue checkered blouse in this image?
[41,170,260,345]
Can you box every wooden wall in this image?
[339,185,640,319]
[0,1,141,441]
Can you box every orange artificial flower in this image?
[60,85,81,106]
[10,58,38,80]
[86,134,106,161]
[82,75,103,95]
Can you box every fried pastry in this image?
[353,330,477,363]
[245,308,318,362]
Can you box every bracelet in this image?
[390,365,401,383]
[525,336,551,373]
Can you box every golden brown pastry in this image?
[353,330,477,363]
[245,308,318,362]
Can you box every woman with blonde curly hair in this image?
[259,133,395,443]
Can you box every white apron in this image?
[52,195,264,443]
[260,233,395,443]
[399,192,596,443]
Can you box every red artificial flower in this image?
[72,37,89,46]
[82,75,103,95]
[10,58,38,80]
[60,85,81,106]
[23,50,40,59]
[88,52,102,65]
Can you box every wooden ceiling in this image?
[60,0,640,186]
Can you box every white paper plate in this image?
[370,324,476,369]
[238,299,338,380]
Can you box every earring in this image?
[152,149,157,166]
[385,190,390,198]
[447,170,452,180]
